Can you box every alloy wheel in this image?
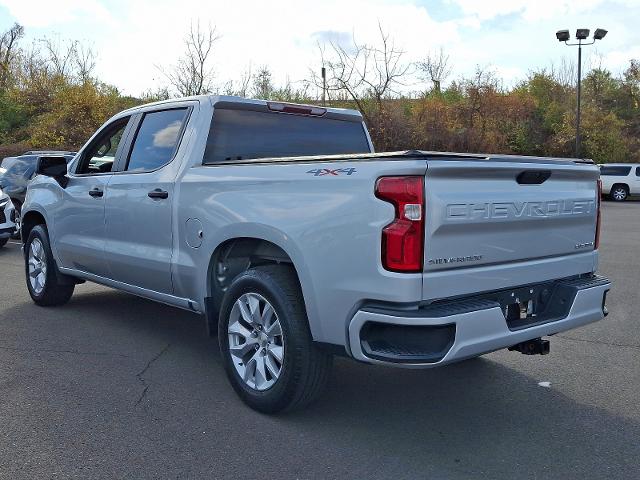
[27,238,47,295]
[227,292,285,391]
[612,187,627,201]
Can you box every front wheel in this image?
[218,265,332,413]
[24,225,74,306]
[0,237,7,248]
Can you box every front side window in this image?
[636,166,640,177]
[77,118,129,175]
[125,108,188,172]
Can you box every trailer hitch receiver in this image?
[508,338,550,355]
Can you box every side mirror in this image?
[36,156,68,187]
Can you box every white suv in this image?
[0,187,17,248]
[599,164,640,201]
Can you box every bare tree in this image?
[237,64,253,98]
[220,64,253,97]
[549,57,577,88]
[310,24,410,123]
[140,86,171,102]
[74,43,96,83]
[40,36,78,78]
[158,22,220,97]
[416,47,451,93]
[0,23,24,90]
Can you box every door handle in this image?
[148,188,169,199]
[88,188,103,198]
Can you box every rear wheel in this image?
[218,265,332,413]
[24,225,74,306]
[610,185,628,202]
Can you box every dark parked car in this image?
[0,151,75,232]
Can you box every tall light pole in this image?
[556,28,608,158]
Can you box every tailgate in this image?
[422,159,600,298]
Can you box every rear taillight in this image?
[375,176,425,272]
[595,178,602,249]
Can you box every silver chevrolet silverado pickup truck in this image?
[21,95,610,412]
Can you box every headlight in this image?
[0,197,8,208]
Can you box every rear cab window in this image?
[203,107,370,164]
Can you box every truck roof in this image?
[120,95,364,122]
[598,163,640,166]
[22,151,76,156]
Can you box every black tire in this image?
[0,237,7,248]
[24,224,74,306]
[11,200,21,240]
[610,184,628,202]
[218,265,332,413]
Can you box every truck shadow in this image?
[4,287,639,479]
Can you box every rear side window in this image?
[203,108,370,164]
[636,167,640,177]
[600,166,632,176]
[126,108,189,172]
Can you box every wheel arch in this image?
[203,235,318,339]
[21,209,47,242]
[610,182,629,194]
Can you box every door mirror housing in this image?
[36,156,68,186]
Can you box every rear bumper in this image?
[348,275,611,368]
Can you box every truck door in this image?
[103,107,191,294]
[55,117,133,276]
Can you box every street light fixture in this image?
[575,28,590,40]
[593,28,608,40]
[555,27,608,158]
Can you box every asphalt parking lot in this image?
[0,201,638,480]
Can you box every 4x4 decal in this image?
[306,168,356,176]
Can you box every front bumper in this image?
[0,199,17,239]
[348,275,611,368]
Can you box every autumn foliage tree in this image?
[0,22,639,164]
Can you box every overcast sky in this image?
[1,0,639,96]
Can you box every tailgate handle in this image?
[516,170,551,185]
